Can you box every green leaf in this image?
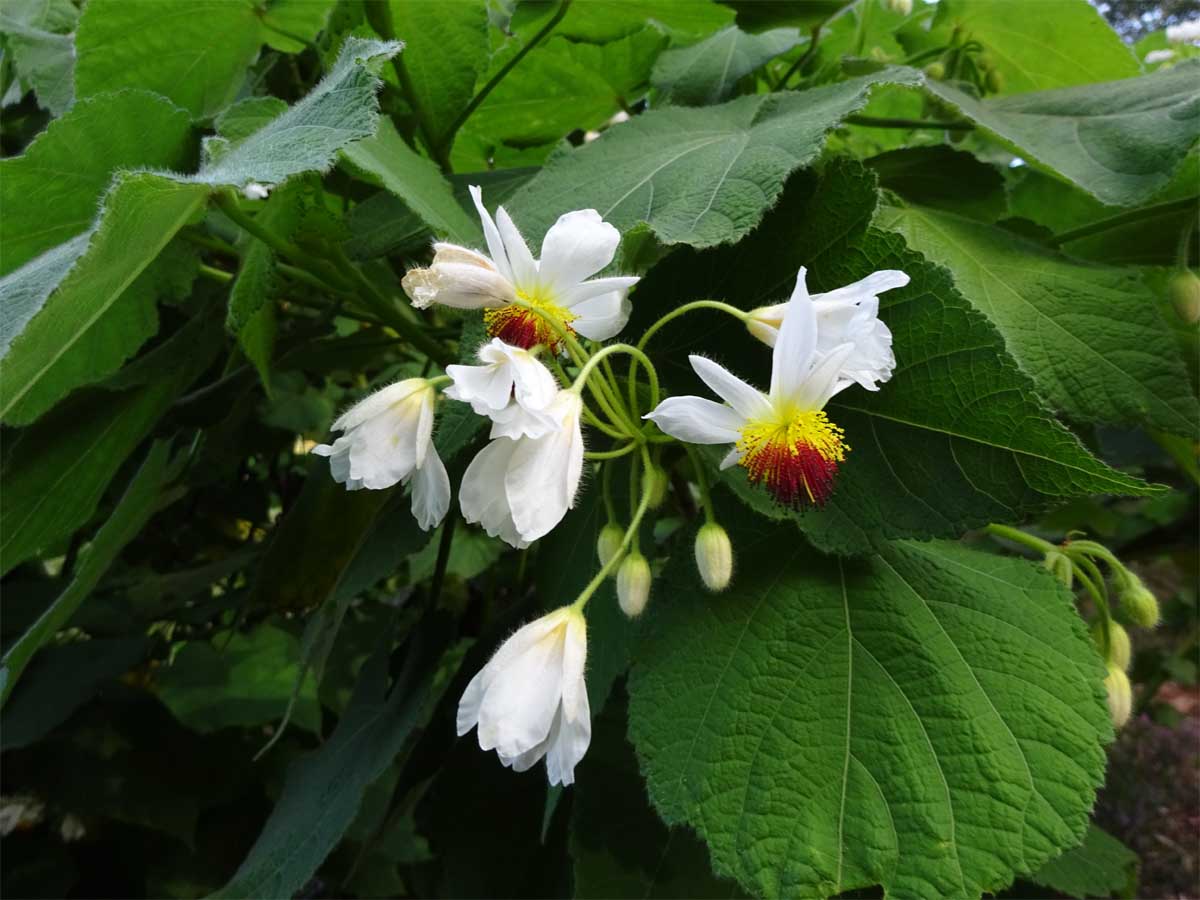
[507,68,921,248]
[1028,823,1139,899]
[515,0,733,44]
[0,90,193,277]
[343,118,481,244]
[1,442,176,705]
[0,175,210,424]
[0,315,222,577]
[211,620,464,900]
[932,0,1139,94]
[632,162,1154,555]
[627,526,1113,899]
[924,62,1200,206]
[868,146,1007,221]
[652,25,803,106]
[156,624,321,734]
[260,0,336,53]
[878,202,1200,436]
[389,0,489,146]
[213,96,289,145]
[0,0,78,116]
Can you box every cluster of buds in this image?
[918,25,1004,95]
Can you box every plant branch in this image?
[1050,196,1199,247]
[844,114,974,131]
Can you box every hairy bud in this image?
[923,61,946,80]
[1120,576,1160,628]
[1168,270,1200,323]
[1092,620,1132,672]
[694,523,733,592]
[1042,549,1073,588]
[1104,663,1132,729]
[597,523,624,569]
[985,67,1004,93]
[617,553,652,618]
[643,465,669,510]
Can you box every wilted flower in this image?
[459,390,584,547]
[746,269,907,390]
[313,378,450,530]
[457,605,590,786]
[648,268,886,507]
[402,187,638,350]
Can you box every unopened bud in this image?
[1104,662,1132,729]
[1120,576,1160,628]
[746,304,784,347]
[617,553,652,618]
[869,46,891,63]
[1042,549,1073,588]
[985,67,1004,93]
[643,465,669,510]
[694,523,733,592]
[923,61,946,80]
[1168,270,1200,323]
[597,523,624,568]
[884,0,913,14]
[1092,621,1132,672]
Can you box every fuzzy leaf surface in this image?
[652,25,803,106]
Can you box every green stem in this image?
[439,0,571,154]
[574,446,655,610]
[585,443,639,461]
[1051,196,1199,247]
[429,510,457,607]
[601,458,618,524]
[277,262,356,300]
[198,262,233,284]
[570,342,659,410]
[182,229,239,257]
[1177,214,1196,268]
[984,523,1055,555]
[774,24,821,90]
[685,445,717,523]
[844,114,974,131]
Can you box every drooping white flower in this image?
[459,390,584,547]
[746,269,908,390]
[457,605,590,786]
[445,337,559,439]
[312,378,450,530]
[647,268,891,508]
[1167,18,1200,44]
[402,187,639,350]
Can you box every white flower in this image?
[241,182,270,200]
[445,337,559,439]
[312,378,450,530]
[746,269,908,391]
[647,268,887,508]
[457,605,590,786]
[1145,48,1176,64]
[1167,18,1200,44]
[459,390,584,547]
[402,187,639,350]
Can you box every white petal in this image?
[505,393,582,542]
[644,396,744,444]
[469,185,512,281]
[719,447,741,469]
[561,275,640,307]
[414,387,434,469]
[770,267,818,405]
[688,355,771,420]
[333,379,425,431]
[488,402,559,440]
[410,450,450,531]
[459,439,530,549]
[559,611,588,722]
[571,291,631,341]
[445,362,515,414]
[793,343,856,410]
[545,696,590,786]
[431,242,495,270]
[495,206,538,289]
[476,626,567,756]
[500,710,558,773]
[402,262,515,310]
[810,270,909,306]
[538,209,620,293]
[483,339,558,410]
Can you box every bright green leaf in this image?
[0,0,77,116]
[652,25,804,106]
[1029,823,1139,899]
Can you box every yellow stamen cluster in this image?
[484,290,577,349]
[736,410,848,507]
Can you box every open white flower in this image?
[312,378,450,530]
[746,269,907,391]
[445,337,559,439]
[457,605,590,786]
[401,187,638,350]
[647,268,883,508]
[459,390,584,548]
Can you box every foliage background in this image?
[0,0,1196,898]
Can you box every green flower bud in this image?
[643,465,669,510]
[884,0,913,14]
[1168,269,1200,323]
[1104,662,1132,729]
[1091,620,1132,671]
[617,553,652,618]
[869,45,891,63]
[1120,576,1160,628]
[597,523,624,568]
[694,523,733,592]
[1042,549,1073,588]
[923,61,946,80]
[985,67,1004,93]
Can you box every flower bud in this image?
[1104,662,1132,729]
[1092,621,1132,672]
[869,46,891,63]
[985,67,1004,94]
[1042,549,1073,588]
[1168,270,1200,323]
[597,523,624,568]
[923,61,946,80]
[617,553,652,618]
[694,523,733,592]
[884,0,913,14]
[643,465,669,510]
[1120,576,1160,628]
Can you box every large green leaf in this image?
[652,25,803,106]
[924,62,1200,206]
[1029,823,1139,899]
[632,163,1153,555]
[511,0,733,44]
[507,67,921,248]
[931,0,1138,94]
[0,90,193,277]
[627,523,1112,899]
[879,202,1199,436]
[1,442,176,705]
[0,0,77,115]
